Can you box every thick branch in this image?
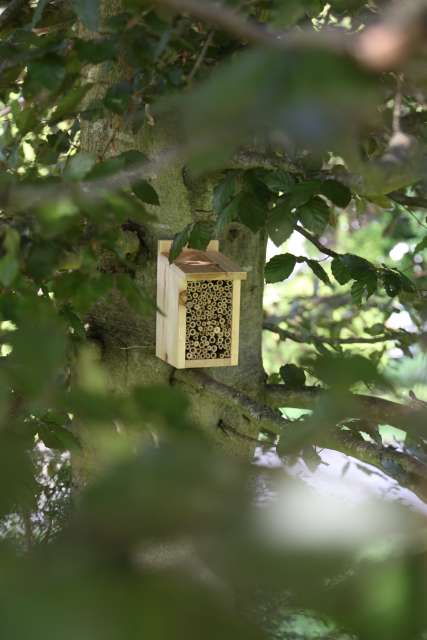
[152,0,427,72]
[175,370,427,500]
[323,429,427,501]
[173,369,289,436]
[265,384,427,436]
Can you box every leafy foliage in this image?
[0,1,427,639]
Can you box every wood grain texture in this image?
[230,280,241,366]
[156,253,186,368]
[157,240,245,369]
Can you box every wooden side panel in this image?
[156,253,186,368]
[186,358,233,368]
[184,271,245,281]
[230,280,241,366]
[156,253,168,361]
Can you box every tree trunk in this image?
[74,2,267,482]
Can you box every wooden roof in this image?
[159,240,247,280]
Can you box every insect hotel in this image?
[156,240,247,369]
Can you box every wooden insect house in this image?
[156,240,247,369]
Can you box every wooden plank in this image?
[156,253,186,368]
[159,239,246,277]
[156,252,167,362]
[205,250,247,280]
[185,358,233,368]
[230,279,241,366]
[184,271,246,281]
[175,272,187,369]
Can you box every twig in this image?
[392,73,404,135]
[263,320,414,346]
[187,29,215,85]
[0,106,11,118]
[390,192,427,211]
[151,0,280,49]
[295,224,339,258]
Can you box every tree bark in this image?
[74,0,268,483]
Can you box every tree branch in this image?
[295,225,339,258]
[152,0,427,72]
[322,429,427,501]
[0,0,27,30]
[390,192,427,210]
[175,370,427,501]
[263,320,416,346]
[264,384,427,436]
[173,369,289,436]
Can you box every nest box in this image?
[156,240,247,369]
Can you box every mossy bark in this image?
[75,2,267,483]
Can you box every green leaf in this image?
[26,57,66,93]
[215,196,239,235]
[383,270,402,297]
[287,181,321,208]
[115,274,152,313]
[310,352,383,389]
[351,279,365,305]
[72,0,100,31]
[169,224,192,263]
[306,259,331,285]
[37,424,81,451]
[319,180,351,207]
[53,83,92,122]
[132,180,160,206]
[104,81,132,114]
[298,196,330,235]
[3,228,20,255]
[213,173,237,214]
[414,236,427,254]
[279,363,306,388]
[267,201,295,247]
[261,170,295,194]
[243,169,272,204]
[74,37,117,64]
[188,221,214,251]
[237,192,265,232]
[265,253,297,283]
[0,255,19,287]
[341,253,374,279]
[85,155,125,179]
[331,256,351,284]
[366,323,386,336]
[120,150,148,167]
[351,270,377,303]
[64,152,96,181]
[133,385,190,429]
[397,270,416,294]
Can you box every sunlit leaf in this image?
[265,253,297,283]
